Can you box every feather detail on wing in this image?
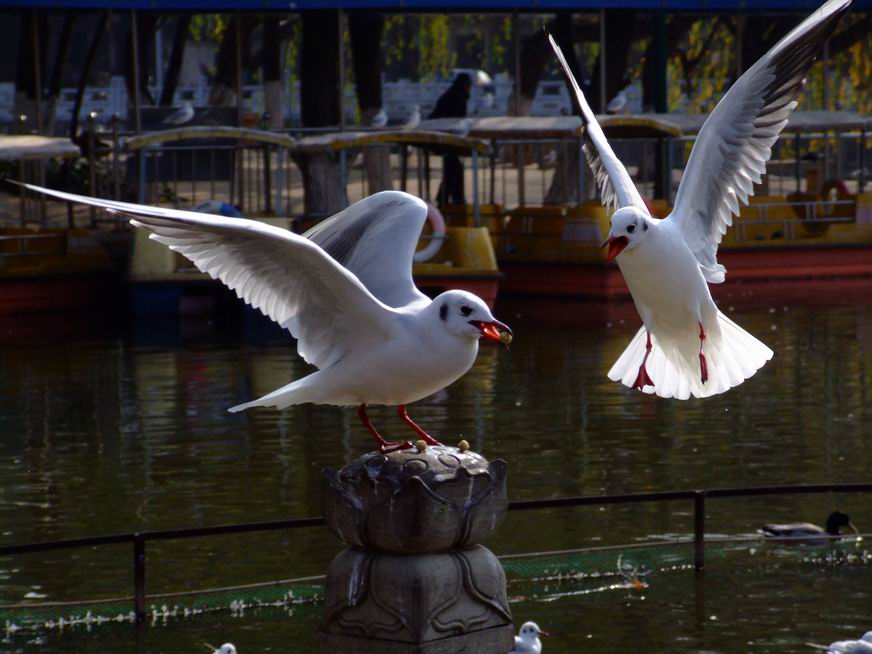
[16,183,396,369]
[667,0,852,282]
[303,191,430,309]
[547,32,649,214]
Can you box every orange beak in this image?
[602,235,628,261]
[469,319,513,347]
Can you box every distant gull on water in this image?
[509,621,548,653]
[17,184,512,453]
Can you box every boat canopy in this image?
[6,0,870,10]
[293,130,490,156]
[0,136,80,161]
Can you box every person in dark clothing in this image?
[428,73,472,205]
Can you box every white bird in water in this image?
[163,101,195,126]
[761,511,859,544]
[370,108,388,128]
[204,643,236,654]
[17,184,512,453]
[808,632,872,653]
[509,621,548,654]
[403,104,421,130]
[548,0,852,399]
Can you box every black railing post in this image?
[693,491,706,573]
[133,535,146,623]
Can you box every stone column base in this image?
[320,545,513,654]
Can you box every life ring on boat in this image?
[414,202,446,263]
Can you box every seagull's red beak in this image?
[469,319,513,347]
[539,630,550,637]
[602,235,628,261]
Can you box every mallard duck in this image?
[761,511,858,543]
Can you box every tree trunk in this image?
[15,9,49,131]
[126,13,158,106]
[262,16,284,128]
[300,11,340,127]
[159,16,191,107]
[208,15,258,107]
[70,13,108,140]
[589,10,638,113]
[349,12,384,117]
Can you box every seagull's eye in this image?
[626,224,636,233]
[460,306,473,316]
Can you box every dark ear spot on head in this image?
[439,304,448,321]
[643,222,648,231]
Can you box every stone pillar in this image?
[320,445,514,654]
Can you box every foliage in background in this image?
[188,14,226,43]
[667,19,734,113]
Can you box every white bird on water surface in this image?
[17,184,512,452]
[509,621,548,654]
[807,632,872,653]
[205,644,236,654]
[548,0,852,399]
[162,101,195,126]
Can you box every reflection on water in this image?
[1,294,871,653]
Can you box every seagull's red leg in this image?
[632,331,655,390]
[397,405,443,446]
[698,323,709,384]
[358,405,413,453]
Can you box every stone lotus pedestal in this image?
[320,445,514,654]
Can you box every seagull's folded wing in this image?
[666,0,852,282]
[303,191,431,308]
[18,183,396,369]
[547,33,649,214]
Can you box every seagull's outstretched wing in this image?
[547,33,649,214]
[18,183,396,369]
[304,191,430,309]
[667,0,852,282]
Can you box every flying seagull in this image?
[15,184,512,452]
[548,0,851,399]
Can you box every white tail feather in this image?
[608,311,772,400]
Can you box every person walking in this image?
[428,73,472,205]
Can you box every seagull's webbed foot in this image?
[698,323,709,385]
[358,404,415,453]
[632,331,655,391]
[398,405,443,446]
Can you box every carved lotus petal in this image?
[322,445,508,553]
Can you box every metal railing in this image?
[1,482,870,625]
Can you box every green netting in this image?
[2,537,869,639]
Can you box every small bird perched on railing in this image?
[163,101,195,126]
[509,621,548,653]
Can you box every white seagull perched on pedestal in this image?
[548,0,852,399]
[509,621,548,653]
[15,183,512,453]
[162,101,195,126]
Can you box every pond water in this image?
[1,289,871,653]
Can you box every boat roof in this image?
[8,0,872,9]
[419,111,870,140]
[293,130,490,155]
[0,136,80,161]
